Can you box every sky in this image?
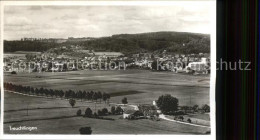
[4,4,212,40]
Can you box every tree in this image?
[97,109,103,116]
[77,109,82,116]
[85,108,92,117]
[192,105,199,111]
[201,104,210,112]
[86,91,91,100]
[63,63,68,71]
[102,108,108,115]
[93,112,98,118]
[90,91,94,101]
[11,71,17,74]
[106,94,111,104]
[115,106,123,115]
[59,90,65,99]
[187,118,192,123]
[181,106,189,113]
[30,87,35,95]
[92,92,98,102]
[151,61,158,70]
[156,94,179,114]
[97,91,102,103]
[25,54,36,61]
[79,127,92,135]
[102,93,108,103]
[35,88,39,95]
[69,99,76,108]
[179,116,184,121]
[122,97,128,105]
[78,90,83,101]
[49,89,54,98]
[82,91,87,100]
[111,106,116,115]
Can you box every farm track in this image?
[159,114,211,128]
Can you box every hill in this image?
[4,31,210,55]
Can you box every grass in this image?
[109,90,143,97]
[186,113,210,121]
[4,70,210,106]
[4,70,210,134]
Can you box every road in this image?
[159,114,211,128]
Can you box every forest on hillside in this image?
[4,31,210,55]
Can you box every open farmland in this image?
[4,91,210,134]
[4,70,210,134]
[4,70,210,106]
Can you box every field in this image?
[4,70,210,106]
[4,70,210,134]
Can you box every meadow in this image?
[4,70,210,106]
[4,70,210,134]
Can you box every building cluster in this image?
[131,51,210,74]
[20,37,97,43]
[67,37,95,42]
[21,38,67,43]
[4,44,210,74]
[122,104,160,120]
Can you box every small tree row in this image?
[4,82,111,103]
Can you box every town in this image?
[4,34,211,135]
[4,38,210,75]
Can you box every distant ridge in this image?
[4,31,210,54]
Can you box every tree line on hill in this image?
[4,41,60,52]
[4,82,111,103]
[4,32,210,55]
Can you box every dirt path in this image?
[159,114,210,128]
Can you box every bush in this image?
[174,116,184,121]
[93,112,98,118]
[127,115,136,120]
[69,99,76,108]
[201,104,210,112]
[79,127,92,135]
[122,97,128,104]
[111,106,116,115]
[115,106,123,115]
[11,71,17,74]
[97,110,103,116]
[85,108,92,117]
[77,109,82,116]
[102,108,108,115]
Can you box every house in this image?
[132,54,140,58]
[152,101,162,114]
[123,110,142,119]
[93,52,124,58]
[186,57,208,72]
[138,104,158,117]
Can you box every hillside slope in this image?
[4,31,210,54]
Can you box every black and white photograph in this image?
[1,1,216,138]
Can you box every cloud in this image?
[4,4,212,40]
[28,6,43,10]
[5,16,32,26]
[58,14,79,20]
